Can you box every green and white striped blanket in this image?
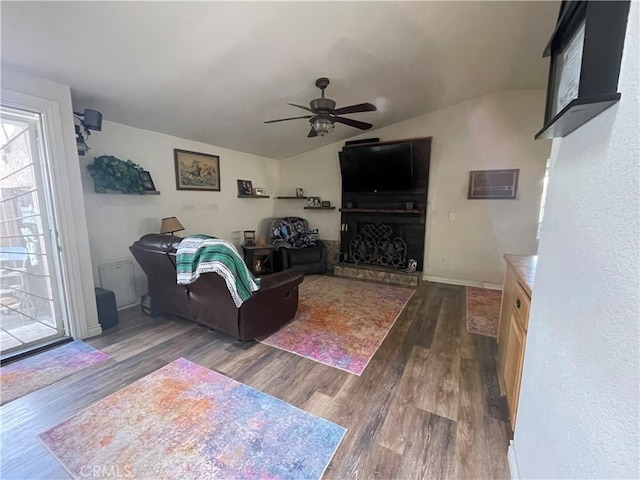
[176,235,260,307]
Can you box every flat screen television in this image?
[339,142,413,192]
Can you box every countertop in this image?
[504,254,537,294]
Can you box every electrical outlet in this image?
[448,212,456,220]
[441,257,451,266]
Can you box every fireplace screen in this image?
[348,223,407,268]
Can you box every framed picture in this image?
[174,149,220,191]
[307,196,321,207]
[237,179,253,196]
[139,170,156,191]
[296,188,304,198]
[243,230,256,246]
[321,200,330,207]
[254,187,267,196]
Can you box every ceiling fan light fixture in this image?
[312,118,334,137]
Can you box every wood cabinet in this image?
[498,255,536,430]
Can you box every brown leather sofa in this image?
[129,234,304,341]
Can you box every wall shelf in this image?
[276,196,308,199]
[304,206,336,210]
[237,194,270,199]
[99,190,160,195]
[340,208,423,214]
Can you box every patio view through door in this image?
[0,105,68,355]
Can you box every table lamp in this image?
[160,217,185,235]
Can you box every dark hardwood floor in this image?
[0,281,511,479]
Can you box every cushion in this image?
[288,244,324,264]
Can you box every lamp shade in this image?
[160,217,185,235]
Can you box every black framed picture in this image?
[535,0,630,139]
[237,179,253,196]
[139,170,156,191]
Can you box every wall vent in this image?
[97,259,136,308]
[468,169,520,200]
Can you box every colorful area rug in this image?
[40,358,346,480]
[260,276,415,375]
[0,339,109,405]
[466,286,503,337]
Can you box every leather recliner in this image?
[269,217,327,275]
[129,234,304,341]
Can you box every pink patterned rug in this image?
[0,340,109,405]
[260,276,415,375]
[40,358,345,480]
[466,286,503,337]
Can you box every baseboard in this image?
[86,323,103,338]
[422,274,503,290]
[507,441,521,480]
[117,299,139,311]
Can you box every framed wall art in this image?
[174,149,220,191]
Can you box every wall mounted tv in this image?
[339,142,414,192]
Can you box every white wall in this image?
[511,4,639,478]
[0,71,101,338]
[279,90,551,285]
[81,121,279,303]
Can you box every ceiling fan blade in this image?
[333,116,373,130]
[332,103,377,115]
[264,115,313,124]
[307,128,318,138]
[288,103,315,113]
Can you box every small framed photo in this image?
[174,149,220,191]
[139,170,156,191]
[295,188,304,198]
[237,179,253,196]
[307,196,321,207]
[321,200,331,207]
[254,187,267,196]
[243,230,256,246]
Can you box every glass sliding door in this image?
[0,106,68,354]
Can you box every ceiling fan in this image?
[265,77,377,137]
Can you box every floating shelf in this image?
[237,194,271,199]
[339,208,423,214]
[99,190,160,195]
[304,206,336,210]
[276,196,308,199]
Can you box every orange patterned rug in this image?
[260,276,415,375]
[40,358,345,479]
[465,287,502,337]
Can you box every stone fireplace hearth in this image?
[334,262,420,287]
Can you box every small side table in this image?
[242,245,275,276]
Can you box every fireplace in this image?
[348,223,407,268]
[338,137,431,273]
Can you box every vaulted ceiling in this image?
[1,1,558,159]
